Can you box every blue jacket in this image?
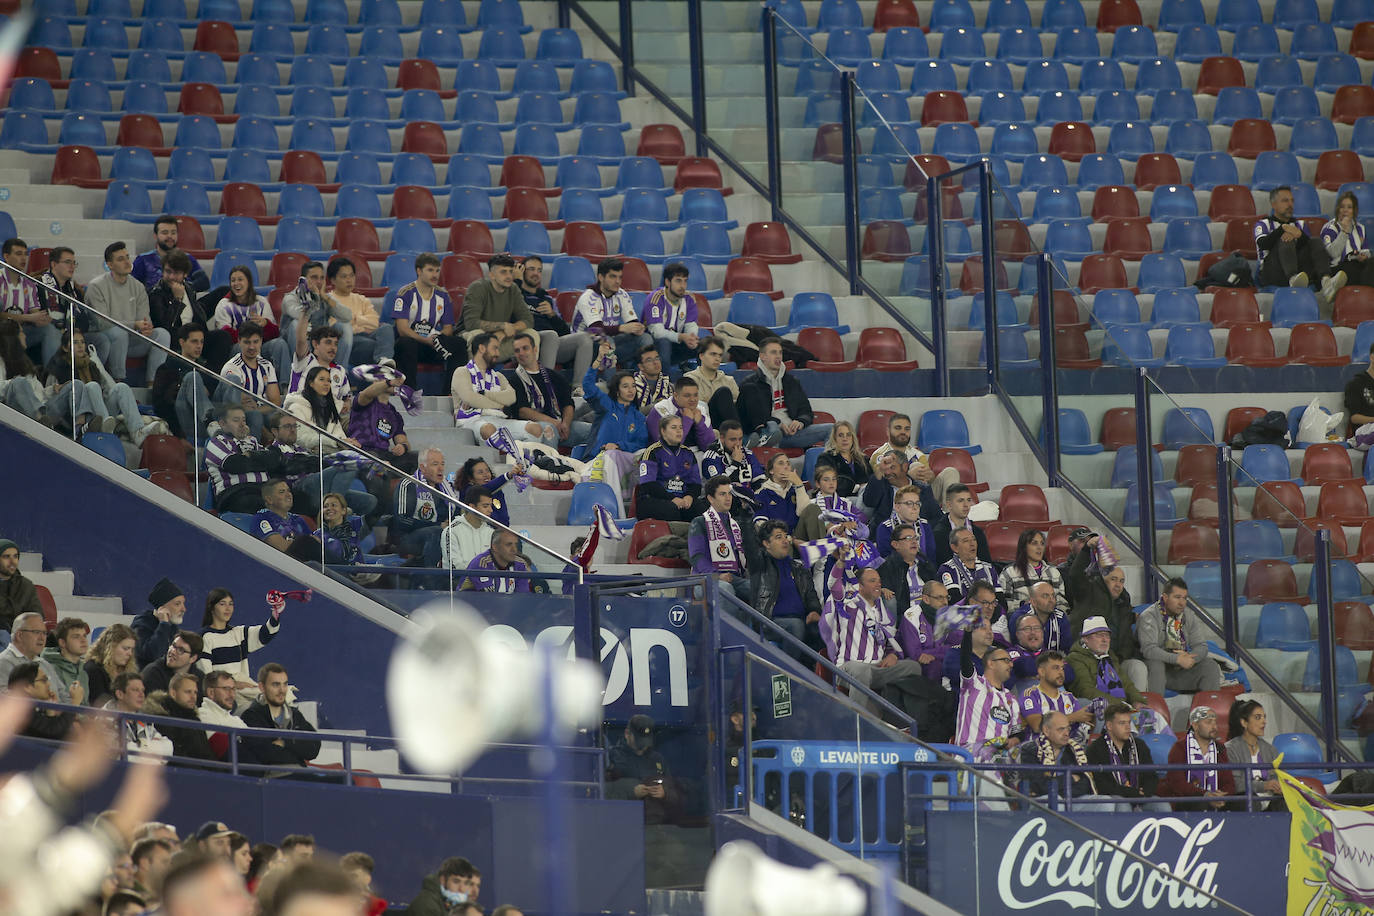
[583,366,649,455]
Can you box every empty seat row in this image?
[41,0,524,29]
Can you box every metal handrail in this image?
[3,259,581,578]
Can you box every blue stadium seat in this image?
[335,153,382,187]
[555,156,604,192]
[102,180,152,220]
[680,188,734,226]
[344,88,391,121]
[817,0,864,29]
[1236,444,1296,486]
[1161,218,1213,259]
[451,123,501,160]
[359,0,402,24]
[871,123,922,158]
[177,52,226,85]
[1302,645,1362,691]
[859,188,906,225]
[444,187,494,222]
[288,55,335,89]
[88,0,132,13]
[71,49,118,84]
[1031,186,1081,222]
[1050,407,1104,455]
[1123,481,1184,527]
[997,28,1046,63]
[619,222,666,261]
[1164,120,1214,159]
[1111,25,1157,63]
[1106,121,1154,158]
[1189,152,1238,190]
[620,188,673,227]
[680,221,737,263]
[1233,519,1293,563]
[573,93,626,128]
[164,180,211,216]
[251,23,296,58]
[421,0,470,26]
[279,184,326,220]
[54,113,106,148]
[1109,446,1164,489]
[1138,254,1187,292]
[82,431,128,467]
[918,409,982,454]
[30,18,73,49]
[987,0,1033,27]
[726,292,777,326]
[881,27,931,64]
[199,0,242,17]
[1149,288,1201,327]
[289,118,336,154]
[1079,58,1127,93]
[931,123,981,161]
[345,120,390,154]
[113,147,160,183]
[615,157,665,192]
[1255,55,1303,93]
[784,292,847,333]
[1136,58,1183,91]
[477,27,527,63]
[210,251,260,288]
[920,220,973,258]
[236,53,283,87]
[85,18,131,51]
[336,184,384,219]
[230,116,278,152]
[1251,152,1302,192]
[1149,185,1197,221]
[1161,406,1215,447]
[968,91,1020,128]
[67,79,113,113]
[400,89,447,123]
[275,217,324,252]
[1290,23,1338,59]
[1332,0,1374,27]
[1092,289,1144,327]
[121,81,168,115]
[566,481,621,526]
[571,125,624,162]
[548,256,594,291]
[1173,24,1222,62]
[939,26,986,63]
[556,189,604,224]
[1232,23,1280,61]
[853,60,900,94]
[1314,54,1363,94]
[234,85,282,118]
[305,0,348,20]
[1076,153,1126,189]
[1271,287,1322,328]
[392,219,438,254]
[1255,603,1314,649]
[514,91,567,129]
[9,78,56,112]
[967,61,1015,93]
[1020,154,1070,190]
[910,60,959,93]
[1040,0,1086,26]
[512,123,561,160]
[417,26,465,64]
[477,0,529,30]
[173,115,221,150]
[535,27,583,61]
[359,26,404,60]
[307,25,352,59]
[1329,559,1374,602]
[1093,89,1139,125]
[1275,0,1320,21]
[380,252,418,288]
[225,148,272,183]
[990,122,1038,160]
[507,220,552,255]
[1164,324,1226,367]
[1149,89,1197,124]
[454,91,500,125]
[447,156,494,191]
[568,60,619,95]
[139,19,185,53]
[1035,90,1083,125]
[1022,60,1070,93]
[1272,87,1321,127]
[216,218,266,253]
[967,291,1025,332]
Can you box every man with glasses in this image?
[879,523,930,612]
[0,612,74,702]
[38,245,90,339]
[876,485,935,562]
[140,630,203,695]
[198,669,247,728]
[955,623,1023,766]
[1003,581,1072,653]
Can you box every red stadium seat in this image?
[1194,252,1227,288]
[1316,480,1371,524]
[857,410,896,452]
[268,252,308,287]
[176,216,209,256]
[446,220,495,258]
[993,218,1036,258]
[1196,56,1245,94]
[1103,218,1153,259]
[1226,327,1286,372]
[620,257,653,291]
[35,585,56,632]
[1296,520,1349,562]
[1222,217,1260,257]
[116,114,167,151]
[1288,323,1349,366]
[797,327,857,371]
[1224,406,1269,442]
[402,121,449,161]
[500,155,551,193]
[1053,326,1100,369]
[998,484,1058,524]
[502,187,560,226]
[1077,254,1131,293]
[1208,185,1257,221]
[267,286,287,320]
[920,91,969,126]
[280,150,329,187]
[1091,185,1142,221]
[1042,524,1075,563]
[984,521,1031,564]
[561,222,608,259]
[194,20,241,59]
[1141,692,1173,729]
[1251,480,1307,527]
[555,290,580,323]
[1048,121,1096,162]
[1227,119,1277,158]
[1100,407,1137,451]
[1244,559,1303,604]
[1353,22,1374,59]
[873,0,921,30]
[26,248,50,276]
[1336,601,1374,650]
[907,156,952,191]
[1167,521,1220,563]
[1334,286,1374,328]
[1315,150,1365,191]
[397,58,443,93]
[334,218,387,257]
[742,223,803,264]
[1333,85,1374,125]
[929,447,989,493]
[220,181,269,219]
[1174,444,1217,486]
[856,327,918,370]
[1191,691,1238,741]
[440,255,482,290]
[812,124,844,164]
[1188,481,1225,524]
[637,124,686,165]
[1356,520,1374,561]
[392,185,441,221]
[17,47,64,85]
[1096,0,1142,30]
[1210,288,1262,328]
[1133,153,1182,191]
[628,519,688,568]
[862,220,913,262]
[694,295,713,329]
[958,256,1012,294]
[1303,444,1358,485]
[51,145,107,189]
[1028,290,1084,329]
[177,82,226,118]
[674,157,729,193]
[149,471,196,503]
[722,258,780,299]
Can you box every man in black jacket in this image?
[879,523,935,611]
[240,662,321,772]
[1086,703,1170,810]
[143,674,216,763]
[931,483,991,566]
[1254,186,1331,294]
[141,630,203,695]
[747,520,822,659]
[736,337,833,448]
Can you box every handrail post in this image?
[1313,530,1339,761]
[979,161,997,392]
[927,172,948,397]
[1216,444,1238,655]
[839,71,861,296]
[1133,368,1158,603]
[687,0,706,154]
[342,738,354,787]
[618,0,634,97]
[761,8,782,220]
[1037,252,1060,487]
[557,0,569,29]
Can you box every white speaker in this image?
[386,602,604,774]
[705,841,867,916]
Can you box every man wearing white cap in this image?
[1136,577,1222,695]
[1068,617,1173,736]
[1160,706,1237,810]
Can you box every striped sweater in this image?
[197,619,280,683]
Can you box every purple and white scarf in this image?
[351,362,423,415]
[703,507,744,573]
[1185,730,1219,791]
[218,298,268,329]
[455,361,504,420]
[484,426,531,493]
[934,599,981,640]
[1107,736,1140,789]
[798,535,879,570]
[515,364,557,416]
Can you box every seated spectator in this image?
[938,529,997,605]
[642,262,700,375]
[453,331,556,445]
[737,337,833,449]
[228,833,252,878]
[42,326,170,444]
[84,622,139,707]
[880,523,932,613]
[1006,612,1049,686]
[252,479,323,561]
[1345,341,1374,429]
[649,376,715,448]
[931,483,991,566]
[746,519,821,655]
[1018,710,1105,802]
[0,612,74,702]
[869,412,920,467]
[150,322,211,440]
[606,715,682,825]
[875,484,935,561]
[86,241,173,383]
[148,249,224,367]
[40,616,89,706]
[941,589,999,683]
[796,464,867,542]
[392,252,467,393]
[635,414,705,522]
[1065,615,1149,711]
[954,619,1022,765]
[573,258,652,369]
[688,476,753,601]
[898,580,959,681]
[860,452,910,525]
[461,253,534,365]
[456,458,516,527]
[408,857,483,916]
[2,237,62,367]
[1255,186,1330,295]
[7,660,74,740]
[143,672,216,763]
[700,419,763,494]
[212,268,287,368]
[281,260,351,374]
[631,346,671,415]
[1019,650,1093,742]
[517,255,594,386]
[1136,577,1222,695]
[0,537,41,632]
[198,588,285,694]
[754,453,810,530]
[132,577,188,668]
[288,326,353,424]
[393,447,460,567]
[280,834,316,864]
[441,486,496,571]
[129,838,174,906]
[348,361,417,474]
[327,256,393,366]
[265,411,377,518]
[341,851,389,916]
[133,215,209,293]
[816,420,872,499]
[1087,702,1168,810]
[0,317,44,419]
[317,492,367,568]
[685,337,739,426]
[1004,582,1072,653]
[285,364,357,460]
[37,245,90,342]
[216,322,282,439]
[1321,191,1374,301]
[503,331,579,448]
[462,529,533,593]
[582,343,650,457]
[204,405,280,513]
[240,662,321,771]
[199,669,248,730]
[141,629,203,694]
[1160,707,1237,810]
[998,529,1067,612]
[1223,699,1285,812]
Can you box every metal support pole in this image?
[927,173,947,397]
[557,0,569,29]
[572,583,597,666]
[1313,530,1339,761]
[687,0,707,154]
[1037,253,1060,487]
[1216,444,1238,655]
[761,8,782,220]
[979,162,997,391]
[1133,369,1158,603]
[618,0,635,97]
[839,72,861,296]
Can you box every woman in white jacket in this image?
[282,365,358,454]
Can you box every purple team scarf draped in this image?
[484,427,531,493]
[934,599,980,640]
[797,536,879,572]
[351,362,423,415]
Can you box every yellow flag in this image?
[1277,758,1374,915]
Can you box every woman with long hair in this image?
[83,623,139,706]
[1224,699,1286,811]
[457,457,514,527]
[1320,191,1374,297]
[247,843,282,893]
[0,316,43,418]
[228,833,253,877]
[815,420,871,497]
[198,587,284,695]
[283,365,361,454]
[755,452,812,530]
[997,528,1068,611]
[211,266,277,339]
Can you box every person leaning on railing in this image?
[1159,707,1238,811]
[1085,702,1171,812]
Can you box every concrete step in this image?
[59,595,125,617]
[18,553,43,573]
[27,570,74,597]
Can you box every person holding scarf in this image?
[899,580,961,681]
[504,331,581,447]
[452,331,557,446]
[1161,706,1238,810]
[688,476,752,603]
[1087,703,1169,810]
[347,360,420,475]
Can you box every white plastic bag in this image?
[1298,397,1344,445]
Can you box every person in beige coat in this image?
[451,331,557,446]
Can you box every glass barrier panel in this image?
[627,0,694,123]
[702,0,767,184]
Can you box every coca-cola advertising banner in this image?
[925,811,1287,915]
